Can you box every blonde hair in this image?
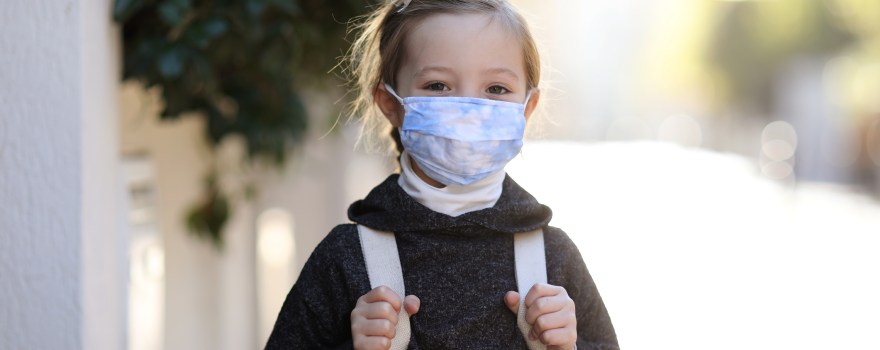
[343,0,541,153]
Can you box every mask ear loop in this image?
[383,83,405,105]
[518,87,538,160]
[523,87,539,106]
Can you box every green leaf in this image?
[113,0,144,22]
[185,174,229,250]
[268,0,301,16]
[157,0,193,26]
[184,18,230,49]
[158,48,185,79]
[245,0,268,17]
[203,18,229,39]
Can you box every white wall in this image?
[81,0,127,348]
[0,0,82,348]
[0,1,126,349]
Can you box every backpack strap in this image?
[515,229,549,350]
[357,225,411,350]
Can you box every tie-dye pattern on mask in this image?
[384,84,529,186]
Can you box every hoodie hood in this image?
[348,174,552,234]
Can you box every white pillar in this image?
[81,0,127,347]
[0,0,83,348]
[0,0,125,349]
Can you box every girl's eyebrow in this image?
[413,66,455,79]
[483,67,520,81]
[412,66,519,80]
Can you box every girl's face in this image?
[377,12,540,127]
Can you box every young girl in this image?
[265,0,618,349]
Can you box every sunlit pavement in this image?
[508,141,880,350]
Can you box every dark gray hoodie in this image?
[265,174,619,349]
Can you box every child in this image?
[265,0,618,349]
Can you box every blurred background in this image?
[2,0,879,349]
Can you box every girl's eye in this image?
[487,85,510,95]
[425,82,449,91]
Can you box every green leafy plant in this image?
[114,0,372,247]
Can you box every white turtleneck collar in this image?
[397,150,506,217]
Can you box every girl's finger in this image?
[531,310,573,336]
[537,327,577,347]
[503,291,520,314]
[403,294,421,315]
[359,318,397,338]
[362,286,402,312]
[361,301,400,323]
[353,334,392,350]
[525,294,570,325]
[524,283,564,309]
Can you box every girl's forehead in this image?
[401,12,525,78]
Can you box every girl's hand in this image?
[351,286,420,350]
[504,283,577,350]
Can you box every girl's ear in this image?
[524,88,540,121]
[374,84,404,127]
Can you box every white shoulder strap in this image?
[357,225,411,350]
[515,229,548,350]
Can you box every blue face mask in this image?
[384,84,532,186]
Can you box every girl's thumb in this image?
[504,291,520,314]
[404,295,421,315]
